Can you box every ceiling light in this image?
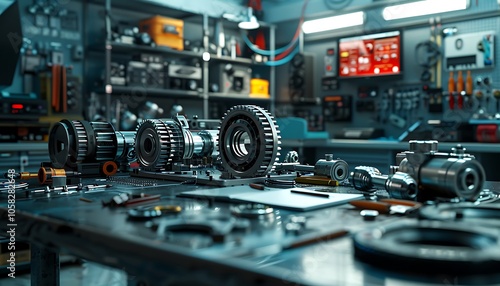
[383,0,469,21]
[302,12,364,34]
[238,7,260,30]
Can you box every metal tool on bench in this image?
[276,154,349,182]
[350,166,418,200]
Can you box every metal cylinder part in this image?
[38,167,66,185]
[419,157,486,201]
[385,172,418,200]
[115,131,136,161]
[313,158,349,181]
[350,166,418,200]
[350,166,384,192]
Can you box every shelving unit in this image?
[94,0,275,124]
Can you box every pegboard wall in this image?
[276,1,500,142]
[3,0,85,118]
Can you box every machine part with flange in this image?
[48,120,135,169]
[284,151,300,163]
[350,166,418,200]
[275,154,349,182]
[353,219,500,274]
[218,105,281,178]
[134,115,218,171]
[395,140,486,201]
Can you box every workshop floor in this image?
[0,262,127,286]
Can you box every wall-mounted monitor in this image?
[338,30,402,78]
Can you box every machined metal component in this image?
[134,119,182,170]
[275,155,349,182]
[218,105,281,178]
[419,157,485,201]
[134,116,218,170]
[350,166,418,200]
[37,167,79,185]
[396,140,485,201]
[48,120,135,168]
[284,151,299,163]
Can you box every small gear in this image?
[135,119,183,170]
[218,105,281,178]
[72,120,89,165]
[90,121,118,161]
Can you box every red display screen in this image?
[339,31,401,78]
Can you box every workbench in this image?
[1,176,500,286]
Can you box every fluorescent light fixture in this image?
[302,11,364,34]
[238,7,260,30]
[383,0,469,21]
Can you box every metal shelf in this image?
[106,86,202,99]
[208,92,270,102]
[209,54,253,65]
[108,42,202,58]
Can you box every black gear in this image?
[48,120,90,168]
[218,105,281,178]
[135,119,183,170]
[90,121,118,161]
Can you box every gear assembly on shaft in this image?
[48,120,135,168]
[134,116,218,171]
[218,105,281,178]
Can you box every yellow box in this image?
[250,78,269,98]
[139,16,184,50]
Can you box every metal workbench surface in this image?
[1,177,500,286]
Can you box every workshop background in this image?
[1,0,500,176]
[1,0,500,285]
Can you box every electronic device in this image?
[445,31,495,70]
[168,63,202,91]
[126,61,148,87]
[0,122,50,142]
[110,62,127,86]
[0,93,48,120]
[289,53,315,102]
[0,1,23,88]
[338,30,402,78]
[210,63,251,95]
[323,95,352,122]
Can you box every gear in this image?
[218,105,281,178]
[90,121,118,161]
[49,120,89,168]
[72,120,89,165]
[135,119,183,170]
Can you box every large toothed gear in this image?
[218,105,281,178]
[134,119,183,170]
[49,119,90,168]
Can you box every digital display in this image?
[339,31,401,78]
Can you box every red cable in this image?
[274,0,309,60]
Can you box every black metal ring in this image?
[353,220,500,274]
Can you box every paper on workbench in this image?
[179,186,362,211]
